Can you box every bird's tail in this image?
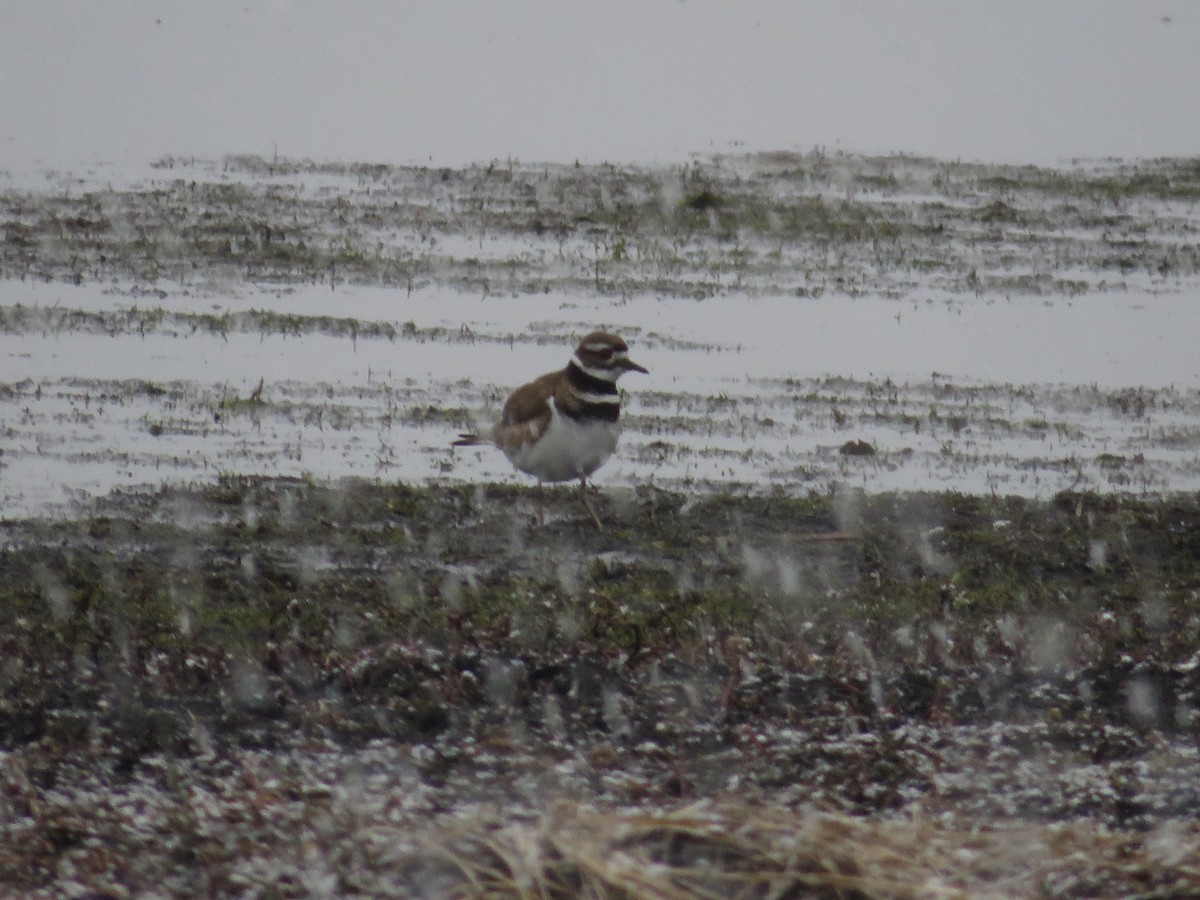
[451,433,488,447]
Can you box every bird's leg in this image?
[536,481,546,525]
[578,476,603,530]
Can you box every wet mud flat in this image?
[5,150,1200,513]
[3,480,1200,896]
[6,150,1200,299]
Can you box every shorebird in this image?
[453,331,647,528]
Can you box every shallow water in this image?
[2,152,1199,517]
[4,278,1200,517]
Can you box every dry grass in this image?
[397,801,1200,899]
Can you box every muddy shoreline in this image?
[3,481,1200,892]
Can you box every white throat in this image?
[570,353,620,383]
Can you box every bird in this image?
[453,331,648,528]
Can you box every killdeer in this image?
[453,331,648,528]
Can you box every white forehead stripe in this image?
[583,341,621,353]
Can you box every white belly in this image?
[505,408,621,483]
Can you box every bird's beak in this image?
[622,358,649,374]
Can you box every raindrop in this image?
[869,673,885,710]
[843,630,876,669]
[295,546,333,587]
[168,583,202,636]
[231,655,269,707]
[555,608,581,641]
[439,570,468,613]
[483,657,521,708]
[995,613,1022,650]
[542,694,566,742]
[556,559,580,599]
[915,530,954,576]
[832,485,865,532]
[1139,593,1170,632]
[740,544,769,586]
[333,615,361,650]
[1174,702,1196,730]
[277,489,300,526]
[602,687,631,738]
[675,565,696,597]
[384,570,421,611]
[178,606,193,639]
[169,544,199,575]
[777,556,801,596]
[1029,618,1073,673]
[32,563,73,622]
[1125,676,1159,725]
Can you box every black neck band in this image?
[561,401,621,423]
[567,362,618,396]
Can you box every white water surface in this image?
[5,279,1200,518]
[5,280,1199,389]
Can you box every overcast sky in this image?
[2,1,1198,171]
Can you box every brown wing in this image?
[492,370,557,453]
